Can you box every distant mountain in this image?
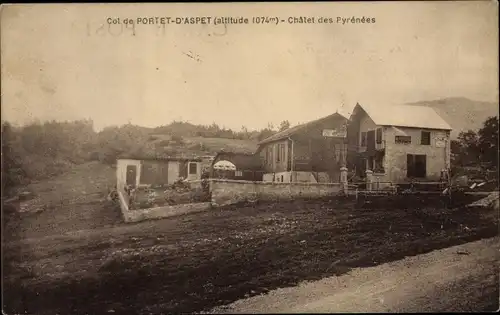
[407,97,499,139]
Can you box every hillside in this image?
[128,134,258,159]
[407,97,499,139]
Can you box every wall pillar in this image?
[340,167,348,195]
[366,169,373,191]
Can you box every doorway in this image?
[126,165,137,186]
[407,154,426,178]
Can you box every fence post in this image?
[340,167,348,195]
[365,170,373,191]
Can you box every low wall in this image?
[210,179,343,207]
[125,202,211,223]
[117,190,211,223]
[117,179,343,221]
[117,189,130,217]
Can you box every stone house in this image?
[347,102,452,184]
[256,112,349,183]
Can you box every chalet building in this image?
[257,112,349,183]
[210,151,264,181]
[116,156,202,189]
[347,103,452,183]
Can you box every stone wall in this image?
[117,178,344,222]
[124,202,211,223]
[210,179,342,207]
[117,189,210,223]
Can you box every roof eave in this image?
[383,124,452,131]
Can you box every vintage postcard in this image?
[1,2,498,314]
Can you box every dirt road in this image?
[212,237,499,313]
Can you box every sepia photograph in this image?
[1,2,499,314]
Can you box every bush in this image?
[171,135,184,145]
[89,151,100,161]
[156,139,171,147]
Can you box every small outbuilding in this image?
[116,156,202,189]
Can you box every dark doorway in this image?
[407,154,426,178]
[126,165,137,186]
[357,157,367,177]
[179,161,188,178]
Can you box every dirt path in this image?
[211,237,499,313]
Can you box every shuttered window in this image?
[421,131,431,145]
[376,128,382,144]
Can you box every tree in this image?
[453,130,480,166]
[477,116,499,169]
[1,122,26,195]
[257,128,276,141]
[279,120,291,132]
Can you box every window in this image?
[266,146,273,165]
[421,131,431,145]
[367,130,375,149]
[376,128,382,144]
[280,144,286,163]
[361,132,367,147]
[395,136,411,144]
[275,143,286,163]
[235,170,243,177]
[189,162,197,175]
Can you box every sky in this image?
[1,2,498,131]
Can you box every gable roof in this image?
[258,112,348,146]
[352,103,452,130]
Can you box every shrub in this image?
[171,135,184,145]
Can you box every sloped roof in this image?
[118,155,202,162]
[258,112,348,145]
[352,103,452,130]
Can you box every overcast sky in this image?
[1,2,498,131]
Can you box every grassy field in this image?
[4,162,120,240]
[148,135,258,155]
[2,162,498,314]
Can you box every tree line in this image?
[450,116,499,172]
[1,119,292,195]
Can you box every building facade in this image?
[257,112,349,183]
[116,157,202,190]
[347,103,452,183]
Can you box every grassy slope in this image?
[5,162,120,241]
[137,134,258,158]
[407,97,499,139]
[185,136,258,154]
